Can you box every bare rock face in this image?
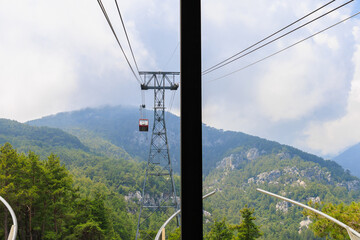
[216,155,236,170]
[276,201,291,213]
[284,166,300,176]
[203,208,212,224]
[307,196,321,204]
[255,170,282,184]
[336,180,360,191]
[292,179,307,188]
[299,166,332,183]
[125,192,180,208]
[299,216,312,233]
[125,191,142,202]
[246,148,260,160]
[203,210,211,217]
[277,152,291,160]
[248,177,255,184]
[244,163,358,190]
[216,154,248,170]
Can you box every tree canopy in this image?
[0,143,133,240]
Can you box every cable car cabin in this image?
[139,119,149,132]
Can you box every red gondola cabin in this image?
[139,119,149,132]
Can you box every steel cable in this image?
[203,0,352,75]
[97,0,142,84]
[206,10,360,83]
[163,41,180,70]
[114,0,143,81]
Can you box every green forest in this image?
[1,107,360,239]
[203,152,360,239]
[0,143,133,239]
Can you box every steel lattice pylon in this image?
[135,72,179,240]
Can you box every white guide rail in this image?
[257,188,360,240]
[0,196,18,240]
[154,190,217,240]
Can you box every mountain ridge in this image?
[334,142,360,178]
[0,118,88,153]
[1,105,359,239]
[27,105,352,179]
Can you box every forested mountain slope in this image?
[0,118,154,196]
[0,142,136,239]
[0,118,87,153]
[203,147,360,239]
[27,105,353,179]
[0,118,157,239]
[27,106,147,160]
[18,105,360,239]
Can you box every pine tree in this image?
[205,218,233,240]
[71,220,105,240]
[230,206,262,240]
[168,227,181,240]
[43,153,74,239]
[305,202,360,239]
[0,143,20,239]
[21,151,44,240]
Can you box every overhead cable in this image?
[96,0,142,84]
[203,0,353,75]
[206,10,360,83]
[163,41,180,70]
[202,0,337,74]
[114,0,142,80]
[168,90,177,114]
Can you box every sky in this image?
[0,0,360,158]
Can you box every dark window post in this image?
[180,0,202,239]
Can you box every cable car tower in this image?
[136,71,180,240]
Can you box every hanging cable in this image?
[97,0,142,84]
[203,0,337,74]
[202,0,353,75]
[140,74,146,119]
[166,90,177,122]
[168,91,176,113]
[114,0,143,81]
[163,41,180,70]
[141,89,146,113]
[206,10,360,83]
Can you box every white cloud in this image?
[0,0,157,122]
[0,42,77,121]
[302,24,360,156]
[256,43,325,121]
[202,0,359,155]
[314,33,339,50]
[0,0,359,157]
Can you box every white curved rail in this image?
[0,196,18,240]
[154,190,217,240]
[257,188,360,240]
